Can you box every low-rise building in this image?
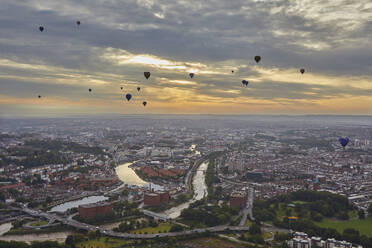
[229,192,247,209]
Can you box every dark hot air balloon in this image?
[137,87,141,92]
[300,68,305,74]
[120,86,123,90]
[39,26,44,32]
[232,70,234,73]
[254,56,261,63]
[76,20,81,26]
[242,80,249,86]
[126,93,132,101]
[89,88,92,92]
[143,101,147,106]
[144,72,151,79]
[339,137,349,148]
[38,95,41,98]
[189,73,194,78]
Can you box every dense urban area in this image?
[0,115,371,248]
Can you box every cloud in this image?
[0,0,371,116]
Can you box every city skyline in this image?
[1,0,372,117]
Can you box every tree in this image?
[45,196,52,204]
[87,231,96,240]
[281,241,290,248]
[95,230,101,238]
[169,225,183,232]
[337,211,349,220]
[249,223,262,235]
[358,210,365,219]
[65,235,74,246]
[368,204,372,215]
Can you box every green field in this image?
[76,237,131,248]
[181,237,248,248]
[30,220,48,227]
[263,232,273,240]
[130,222,172,234]
[245,219,252,227]
[315,217,372,237]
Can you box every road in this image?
[18,206,265,239]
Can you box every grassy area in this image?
[348,210,358,219]
[276,203,294,221]
[292,200,306,205]
[178,218,207,228]
[30,220,48,227]
[76,237,131,248]
[181,237,248,248]
[130,222,172,234]
[245,219,252,227]
[315,217,372,237]
[263,232,273,240]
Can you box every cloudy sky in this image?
[1,0,371,117]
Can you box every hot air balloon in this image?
[39,26,44,32]
[137,87,141,92]
[38,95,41,98]
[189,73,194,79]
[143,101,147,106]
[339,137,349,148]
[242,80,249,86]
[254,56,261,63]
[126,93,132,101]
[76,20,81,26]
[232,70,234,73]
[120,86,123,90]
[144,72,151,79]
[89,88,92,92]
[300,68,305,74]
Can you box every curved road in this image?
[19,204,287,240]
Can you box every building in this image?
[288,232,358,248]
[144,191,170,206]
[229,192,247,209]
[78,201,113,219]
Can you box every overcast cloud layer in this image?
[0,0,371,116]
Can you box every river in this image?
[115,145,208,219]
[115,162,163,190]
[49,195,108,213]
[163,161,208,219]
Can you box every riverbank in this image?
[0,231,73,244]
[50,195,109,213]
[162,161,209,219]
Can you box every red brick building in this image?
[78,201,113,219]
[229,193,247,209]
[144,191,170,206]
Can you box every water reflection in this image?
[115,162,163,190]
[49,195,108,213]
[163,161,208,219]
